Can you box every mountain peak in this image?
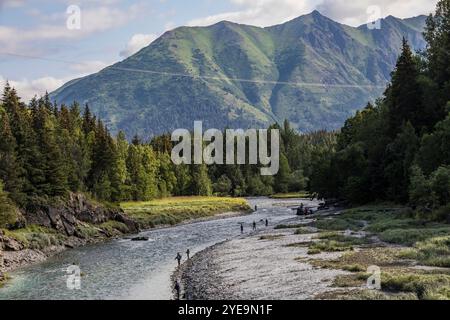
[51,12,428,138]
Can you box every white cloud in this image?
[0,2,147,52]
[317,0,438,26]
[120,33,158,58]
[188,0,316,27]
[0,75,68,102]
[0,59,109,102]
[188,0,438,27]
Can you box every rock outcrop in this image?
[0,193,140,274]
[22,193,139,236]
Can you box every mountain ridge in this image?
[51,11,428,138]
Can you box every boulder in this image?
[131,236,149,242]
[114,213,140,234]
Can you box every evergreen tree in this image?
[424,0,450,104]
[383,122,419,202]
[274,154,291,193]
[190,164,212,196]
[0,107,25,204]
[385,38,424,135]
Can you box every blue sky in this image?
[0,0,438,100]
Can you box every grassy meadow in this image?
[279,204,450,300]
[121,197,252,229]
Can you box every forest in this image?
[309,1,450,221]
[0,80,334,228]
[1,0,450,228]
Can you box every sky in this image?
[0,0,439,101]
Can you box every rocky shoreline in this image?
[172,209,353,300]
[0,196,252,285]
[0,193,139,277]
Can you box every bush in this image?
[431,204,450,222]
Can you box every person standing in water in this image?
[240,223,244,234]
[253,221,257,231]
[174,280,181,300]
[265,219,269,227]
[175,252,182,267]
[186,249,190,260]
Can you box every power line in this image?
[0,51,387,89]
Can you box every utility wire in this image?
[0,51,387,89]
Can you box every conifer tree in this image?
[0,108,25,204]
[385,38,424,136]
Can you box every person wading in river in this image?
[175,252,182,267]
[174,280,181,300]
[240,223,244,234]
[253,221,257,231]
[186,249,190,260]
[265,219,269,227]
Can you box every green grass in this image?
[307,232,373,255]
[310,248,401,270]
[329,268,450,300]
[99,221,130,236]
[313,218,366,231]
[379,227,450,246]
[399,236,450,267]
[313,205,450,246]
[381,270,450,300]
[308,240,355,255]
[3,225,65,250]
[121,196,251,228]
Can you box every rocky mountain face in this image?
[51,11,427,138]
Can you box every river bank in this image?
[0,197,296,299]
[0,196,252,283]
[174,203,450,300]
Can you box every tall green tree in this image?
[385,38,424,135]
[0,107,25,204]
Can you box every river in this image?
[0,198,318,300]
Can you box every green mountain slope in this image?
[51,11,427,138]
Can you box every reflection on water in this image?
[0,198,317,300]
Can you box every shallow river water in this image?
[0,198,317,300]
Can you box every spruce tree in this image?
[385,38,424,136]
[0,108,25,204]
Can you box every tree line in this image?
[309,0,450,218]
[0,82,334,217]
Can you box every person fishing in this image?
[174,280,181,300]
[175,252,182,267]
[186,249,190,260]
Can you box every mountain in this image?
[51,11,428,138]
